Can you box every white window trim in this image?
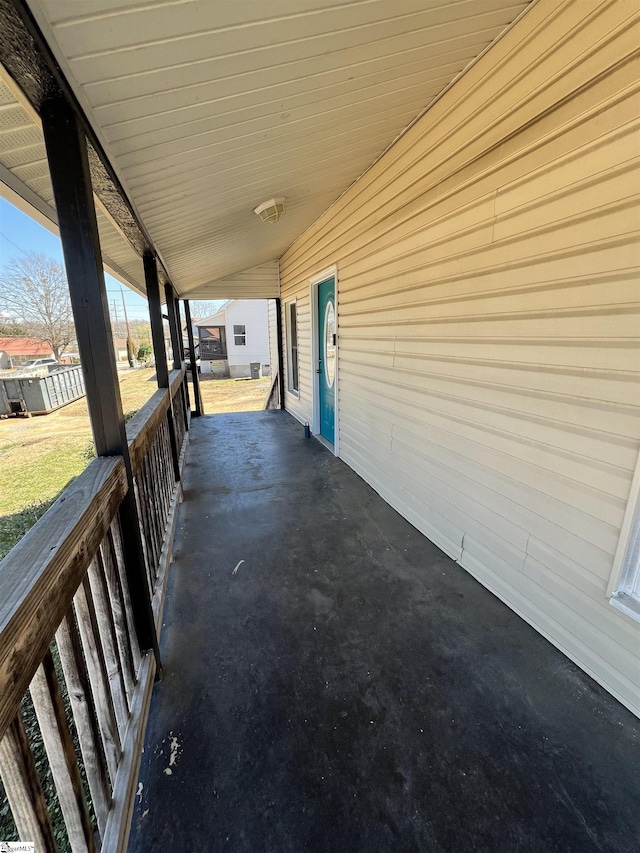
[608,448,640,622]
[286,299,299,397]
[233,324,246,346]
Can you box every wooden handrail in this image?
[169,366,185,399]
[0,457,127,740]
[126,367,186,475]
[264,371,280,410]
[126,388,170,474]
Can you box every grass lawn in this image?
[0,368,271,559]
[194,374,271,413]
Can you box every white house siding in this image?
[279,0,640,716]
[225,300,271,377]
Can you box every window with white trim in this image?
[233,324,246,346]
[287,301,299,393]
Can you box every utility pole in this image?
[120,286,134,367]
[112,299,121,364]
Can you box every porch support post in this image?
[177,300,191,413]
[40,96,161,666]
[164,284,190,429]
[176,301,186,363]
[184,300,203,416]
[275,298,285,409]
[144,253,182,482]
[164,284,182,372]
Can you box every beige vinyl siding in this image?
[185,261,280,300]
[279,0,640,715]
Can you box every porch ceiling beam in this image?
[0,0,172,288]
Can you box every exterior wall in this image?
[198,261,280,300]
[197,310,228,375]
[268,298,279,383]
[198,300,271,377]
[225,300,271,377]
[0,338,55,365]
[279,0,640,715]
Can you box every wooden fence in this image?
[0,367,190,852]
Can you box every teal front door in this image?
[317,277,336,445]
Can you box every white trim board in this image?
[608,446,640,624]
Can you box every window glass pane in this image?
[199,326,226,358]
[324,301,336,387]
[288,303,299,392]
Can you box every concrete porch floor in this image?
[129,411,639,853]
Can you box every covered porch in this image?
[129,411,638,853]
[1,1,639,850]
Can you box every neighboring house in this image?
[182,317,201,354]
[197,300,271,379]
[113,338,129,361]
[0,336,54,369]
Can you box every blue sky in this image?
[0,196,151,321]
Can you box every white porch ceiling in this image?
[20,0,530,299]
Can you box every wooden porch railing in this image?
[0,367,190,852]
[264,370,281,410]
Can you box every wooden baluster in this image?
[180,375,189,433]
[0,712,58,852]
[86,556,130,734]
[161,419,173,509]
[140,457,160,574]
[154,431,170,521]
[73,579,121,782]
[148,440,162,586]
[133,475,155,601]
[99,532,136,703]
[30,649,96,853]
[146,451,163,579]
[109,518,142,673]
[56,611,111,837]
[150,440,167,572]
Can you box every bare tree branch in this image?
[187,300,225,320]
[0,253,75,359]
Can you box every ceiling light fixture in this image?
[254,197,286,224]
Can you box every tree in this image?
[188,300,225,320]
[0,253,74,359]
[0,316,26,336]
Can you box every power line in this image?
[0,231,29,256]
